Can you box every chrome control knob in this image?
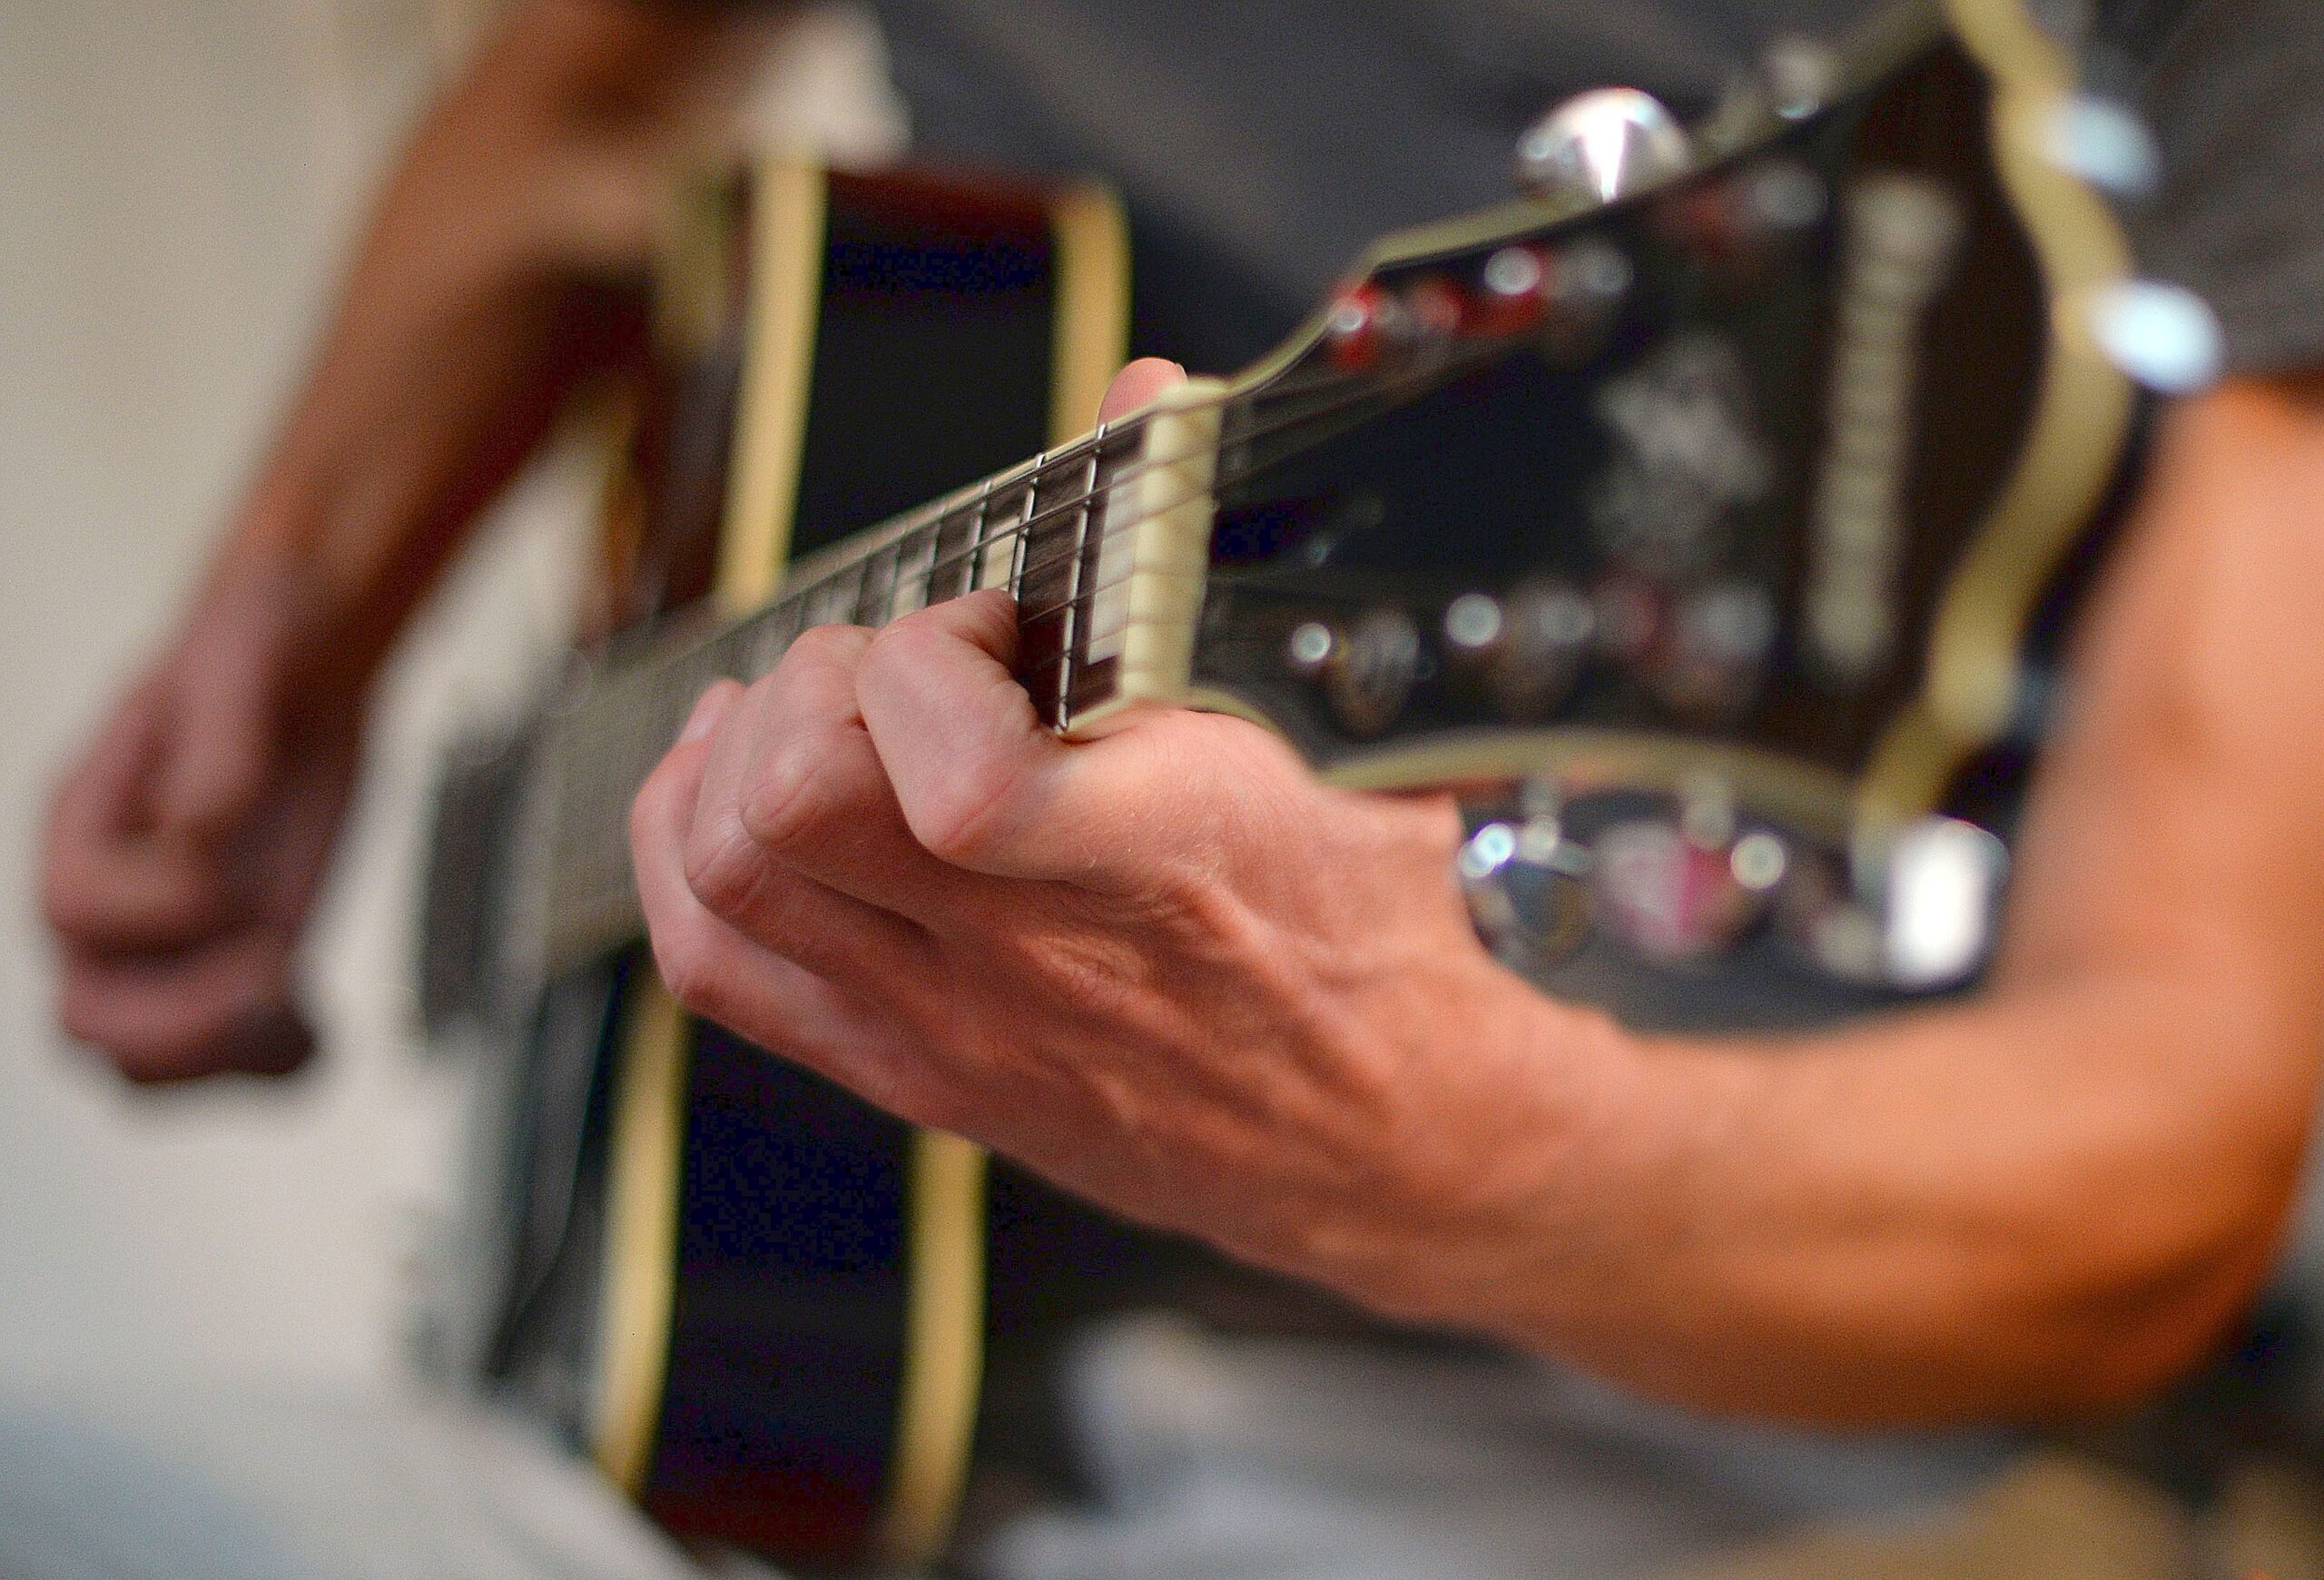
[1496,579,1595,717]
[1778,816,2005,990]
[1459,782,1590,975]
[1653,581,1777,720]
[1589,783,1787,963]
[1317,607,1423,737]
[1443,580,1595,720]
[1515,88,1689,205]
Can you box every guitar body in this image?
[463,162,1127,1570]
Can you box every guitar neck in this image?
[531,400,1206,973]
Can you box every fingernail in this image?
[678,681,737,744]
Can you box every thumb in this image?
[1097,357,1187,426]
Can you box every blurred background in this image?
[0,0,891,1417]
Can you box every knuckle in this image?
[858,608,959,700]
[913,752,1026,865]
[786,622,872,671]
[113,1044,201,1086]
[862,611,934,668]
[681,813,768,925]
[55,991,104,1052]
[737,730,842,854]
[109,1014,228,1085]
[651,915,727,1022]
[36,864,85,940]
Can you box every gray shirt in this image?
[868,0,2324,377]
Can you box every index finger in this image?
[854,590,1210,889]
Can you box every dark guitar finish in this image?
[417,0,2189,1568]
[437,162,1121,1570]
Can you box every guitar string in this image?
[633,347,1484,703]
[556,342,1505,869]
[550,398,1338,874]
[730,351,1461,640]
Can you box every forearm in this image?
[1395,964,2313,1425]
[1315,380,2324,1427]
[219,0,781,688]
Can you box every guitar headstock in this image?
[1042,0,2219,989]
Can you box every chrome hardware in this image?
[1324,282,1413,370]
[1472,248,1557,339]
[1654,581,1776,719]
[1458,779,2000,988]
[1552,239,1634,309]
[1590,817,1755,962]
[1403,274,1469,340]
[1319,607,1423,736]
[2087,280,2224,395]
[1735,160,1827,234]
[1760,37,1839,121]
[1591,570,1664,667]
[2040,96,2160,200]
[1777,815,2005,990]
[1515,88,1689,204]
[1875,816,2007,989]
[1460,780,1590,973]
[1285,619,1337,675]
[1482,246,1545,302]
[1443,592,1504,652]
[1442,584,1596,719]
[1588,776,1782,962]
[1729,829,1788,894]
[1478,579,1594,720]
[1537,239,1635,357]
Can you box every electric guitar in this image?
[416,0,2211,1565]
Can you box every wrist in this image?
[1323,957,1649,1337]
[192,509,384,712]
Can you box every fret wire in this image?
[941,487,980,602]
[1008,466,1037,590]
[580,349,1476,749]
[1057,431,1104,726]
[717,359,1432,646]
[620,456,1190,721]
[546,351,1510,909]
[855,538,900,626]
[693,351,1467,658]
[966,478,997,593]
[893,518,938,616]
[878,352,1442,602]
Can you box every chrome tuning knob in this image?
[1460,779,1590,975]
[1515,88,1689,204]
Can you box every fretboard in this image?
[535,416,1158,973]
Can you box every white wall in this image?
[0,0,586,1398]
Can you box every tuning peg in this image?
[1515,88,1689,205]
[2087,279,2224,395]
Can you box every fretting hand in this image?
[626,360,1602,1313]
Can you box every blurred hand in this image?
[42,556,367,1082]
[627,360,1574,1314]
